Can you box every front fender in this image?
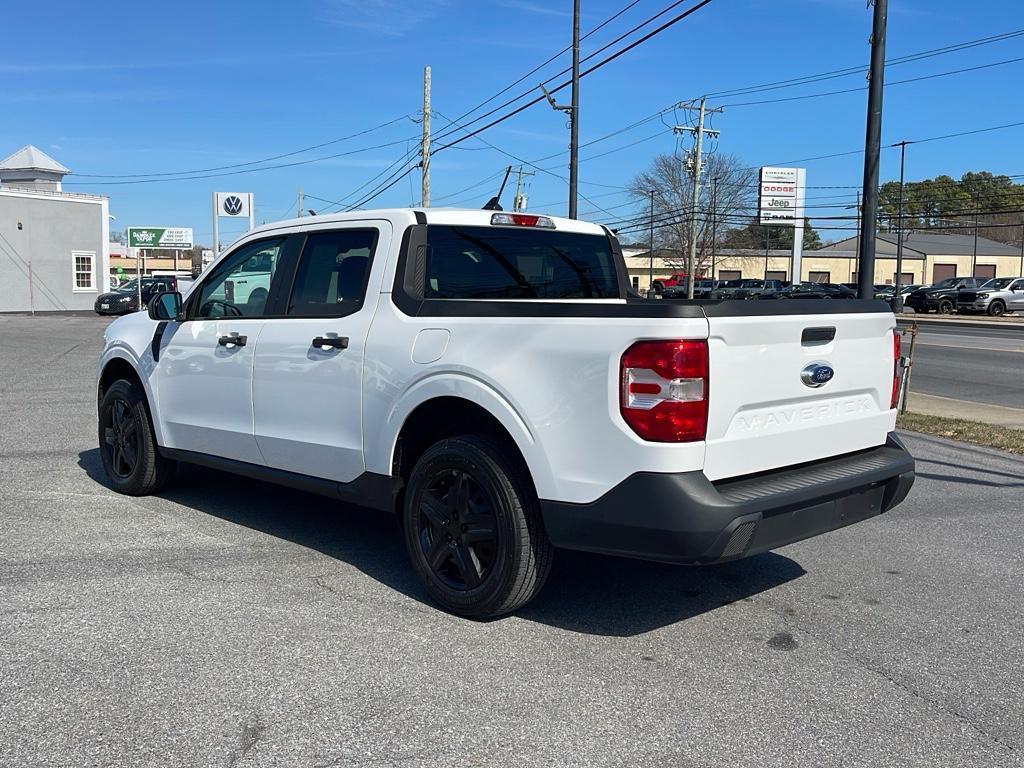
[367,372,557,501]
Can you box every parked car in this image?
[710,279,786,300]
[94,277,179,315]
[662,278,718,299]
[96,208,914,617]
[956,276,1024,316]
[757,282,857,300]
[904,277,983,314]
[651,273,690,294]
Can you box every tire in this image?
[937,299,954,314]
[402,435,553,618]
[988,300,1006,317]
[98,379,175,496]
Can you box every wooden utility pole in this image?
[857,0,888,298]
[421,66,431,207]
[568,0,580,219]
[675,97,722,298]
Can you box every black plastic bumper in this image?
[540,433,915,565]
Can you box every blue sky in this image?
[2,0,1022,247]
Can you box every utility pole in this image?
[857,0,888,299]
[972,200,979,277]
[297,188,303,218]
[540,0,581,218]
[893,141,911,311]
[647,188,655,294]
[421,65,431,207]
[569,0,580,219]
[711,176,719,280]
[512,166,535,212]
[1020,223,1023,277]
[675,97,722,298]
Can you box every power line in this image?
[430,0,717,155]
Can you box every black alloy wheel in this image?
[103,397,140,479]
[938,298,954,314]
[415,467,498,590]
[98,379,175,496]
[402,436,553,618]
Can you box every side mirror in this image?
[149,291,183,321]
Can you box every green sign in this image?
[127,227,193,249]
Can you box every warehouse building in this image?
[623,232,1024,291]
[0,145,110,312]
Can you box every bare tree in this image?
[628,152,756,272]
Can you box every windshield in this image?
[115,279,138,293]
[931,278,958,289]
[980,278,1015,290]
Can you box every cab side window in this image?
[286,229,376,317]
[193,238,286,318]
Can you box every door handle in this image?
[312,336,349,350]
[218,333,247,347]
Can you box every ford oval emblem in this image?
[801,362,834,388]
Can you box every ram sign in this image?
[127,227,194,249]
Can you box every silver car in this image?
[956,277,1024,316]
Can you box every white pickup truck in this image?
[96,208,915,617]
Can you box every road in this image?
[1,314,1023,767]
[898,319,1023,409]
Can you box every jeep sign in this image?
[127,227,194,249]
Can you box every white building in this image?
[0,145,110,312]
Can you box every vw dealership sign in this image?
[127,227,193,249]
[212,192,255,255]
[216,192,252,218]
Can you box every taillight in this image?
[890,329,901,409]
[620,340,709,442]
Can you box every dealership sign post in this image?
[212,192,255,256]
[758,167,806,283]
[126,227,195,309]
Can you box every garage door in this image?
[809,271,830,283]
[974,264,996,280]
[718,270,741,281]
[766,270,787,281]
[932,263,957,283]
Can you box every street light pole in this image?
[893,140,911,311]
[647,189,655,296]
[711,176,719,280]
[858,0,888,299]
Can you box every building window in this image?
[72,251,96,292]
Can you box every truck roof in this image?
[245,207,609,238]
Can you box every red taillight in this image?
[890,329,901,409]
[620,340,709,442]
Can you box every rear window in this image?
[424,225,621,300]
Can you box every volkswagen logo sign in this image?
[801,362,835,388]
[223,195,244,215]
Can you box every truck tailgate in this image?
[703,308,897,482]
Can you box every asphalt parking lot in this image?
[2,314,1022,767]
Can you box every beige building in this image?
[623,232,1024,291]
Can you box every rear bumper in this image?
[540,433,915,565]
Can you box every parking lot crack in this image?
[779,614,1017,755]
